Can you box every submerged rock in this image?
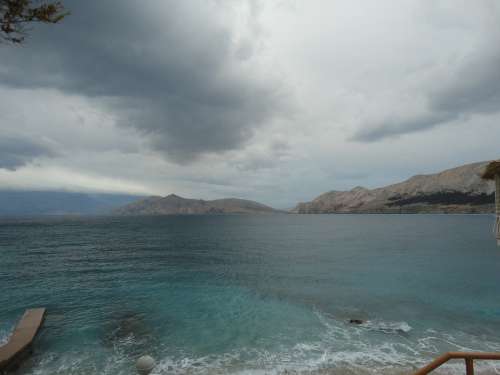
[349,319,364,325]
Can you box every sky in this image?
[0,0,499,208]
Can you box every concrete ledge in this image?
[0,308,46,373]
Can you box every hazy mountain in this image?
[114,194,279,215]
[0,190,143,216]
[292,161,496,214]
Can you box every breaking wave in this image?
[359,320,413,334]
[0,331,10,346]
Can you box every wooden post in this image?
[465,358,474,375]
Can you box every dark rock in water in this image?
[112,314,148,339]
[349,319,364,325]
[101,311,157,356]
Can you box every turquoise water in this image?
[1,214,500,374]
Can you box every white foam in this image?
[362,320,413,334]
[0,326,13,346]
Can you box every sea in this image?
[1,214,500,375]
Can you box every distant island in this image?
[292,161,495,214]
[114,194,280,215]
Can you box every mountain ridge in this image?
[292,160,496,214]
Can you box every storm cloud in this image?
[0,1,284,161]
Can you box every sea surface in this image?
[1,214,500,375]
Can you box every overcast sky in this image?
[0,0,499,208]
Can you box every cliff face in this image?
[292,161,496,214]
[114,194,279,215]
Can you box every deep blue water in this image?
[1,214,500,374]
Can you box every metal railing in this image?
[413,352,500,375]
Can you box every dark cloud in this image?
[353,44,500,142]
[0,136,56,170]
[0,1,284,162]
[353,112,453,142]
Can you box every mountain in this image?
[292,161,496,214]
[0,190,143,216]
[114,194,280,215]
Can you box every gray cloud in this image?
[0,136,56,170]
[353,10,500,142]
[0,1,284,162]
[229,140,291,172]
[430,50,500,115]
[354,48,500,142]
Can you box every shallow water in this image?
[1,214,500,374]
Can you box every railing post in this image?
[465,358,474,375]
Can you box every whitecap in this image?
[362,320,413,334]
